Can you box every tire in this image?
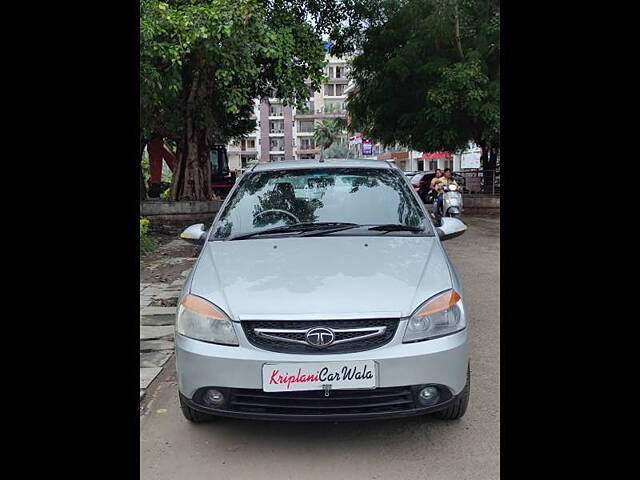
[179,395,217,423]
[433,367,470,420]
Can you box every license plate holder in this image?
[262,361,377,392]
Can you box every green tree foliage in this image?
[140,218,157,253]
[140,0,340,200]
[332,0,500,164]
[313,118,347,152]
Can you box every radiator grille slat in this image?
[243,318,399,354]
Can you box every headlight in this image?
[176,295,239,345]
[448,184,458,191]
[403,290,466,342]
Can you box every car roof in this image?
[412,171,435,177]
[251,158,394,172]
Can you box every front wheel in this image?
[433,367,470,420]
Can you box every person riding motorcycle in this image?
[428,169,444,202]
[434,168,459,217]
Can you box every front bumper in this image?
[176,325,468,401]
[179,382,466,422]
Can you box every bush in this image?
[140,217,157,254]
[160,188,171,199]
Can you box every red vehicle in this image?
[209,145,236,199]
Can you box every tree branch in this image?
[454,1,465,62]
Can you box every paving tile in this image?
[154,290,180,300]
[140,306,177,316]
[140,325,174,340]
[140,350,173,368]
[140,339,174,351]
[140,315,175,326]
[140,367,162,389]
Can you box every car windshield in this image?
[211,167,431,239]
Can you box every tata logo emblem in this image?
[305,327,335,348]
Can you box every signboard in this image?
[362,140,372,155]
[461,151,481,169]
[349,134,363,145]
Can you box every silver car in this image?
[176,159,470,422]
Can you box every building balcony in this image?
[269,131,285,136]
[240,149,257,155]
[295,112,346,120]
[296,148,320,154]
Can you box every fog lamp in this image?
[202,389,225,407]
[418,386,440,405]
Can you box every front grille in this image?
[242,318,399,354]
[226,386,416,416]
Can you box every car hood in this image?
[190,236,453,321]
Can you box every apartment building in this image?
[227,52,350,170]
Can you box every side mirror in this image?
[437,217,467,241]
[180,223,206,244]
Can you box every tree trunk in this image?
[173,67,212,201]
[453,1,465,62]
[140,136,147,201]
[170,141,183,201]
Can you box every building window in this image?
[300,138,315,150]
[298,153,316,159]
[298,120,315,133]
[269,154,285,162]
[324,84,334,96]
[269,104,283,116]
[335,66,344,79]
[417,160,424,171]
[444,158,453,170]
[327,66,334,79]
[270,138,284,151]
[429,160,438,170]
[335,84,345,96]
[269,120,284,133]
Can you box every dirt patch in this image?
[140,221,202,284]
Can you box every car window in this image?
[212,168,431,239]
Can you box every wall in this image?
[463,195,500,209]
[140,200,224,223]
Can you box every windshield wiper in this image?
[368,224,425,232]
[227,222,360,241]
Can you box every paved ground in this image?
[140,234,199,401]
[140,213,500,480]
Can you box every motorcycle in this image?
[433,184,463,219]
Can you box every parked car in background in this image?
[410,171,435,190]
[176,158,470,423]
